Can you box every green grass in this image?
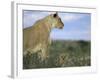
[23,40,91,69]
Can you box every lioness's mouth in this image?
[60,24,64,29]
[59,27,63,29]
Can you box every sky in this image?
[23,10,91,41]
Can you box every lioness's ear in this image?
[53,12,58,18]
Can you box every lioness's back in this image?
[23,21,47,52]
[23,27,32,51]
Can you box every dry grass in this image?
[23,40,91,69]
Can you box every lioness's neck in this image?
[43,15,55,32]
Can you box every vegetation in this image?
[23,40,91,69]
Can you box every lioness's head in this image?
[49,12,64,29]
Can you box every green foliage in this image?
[23,40,91,69]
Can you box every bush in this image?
[23,40,91,69]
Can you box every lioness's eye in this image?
[59,18,61,21]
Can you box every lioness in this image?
[23,12,64,61]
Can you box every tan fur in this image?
[55,53,69,67]
[23,12,64,61]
